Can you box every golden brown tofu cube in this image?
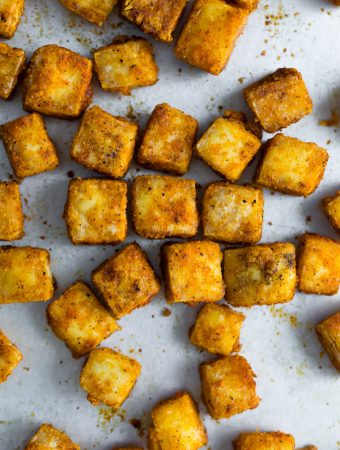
[23,45,93,119]
[64,178,128,245]
[163,240,225,304]
[24,423,80,450]
[297,233,340,295]
[316,311,340,372]
[92,243,160,319]
[0,329,22,383]
[112,448,143,450]
[80,347,141,408]
[0,43,25,100]
[202,182,264,243]
[0,181,24,241]
[137,103,198,175]
[323,190,340,234]
[299,447,318,450]
[93,36,158,95]
[150,392,207,450]
[232,0,259,10]
[59,0,118,26]
[233,431,295,450]
[1,113,59,178]
[148,427,161,450]
[224,243,297,307]
[244,68,313,133]
[175,0,249,75]
[0,0,24,38]
[254,134,328,197]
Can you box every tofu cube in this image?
[93,36,158,95]
[0,42,25,100]
[233,431,295,450]
[23,45,93,119]
[80,347,141,408]
[0,0,24,38]
[137,103,198,175]
[112,448,143,450]
[244,68,313,133]
[92,243,160,319]
[316,311,340,372]
[59,0,118,26]
[200,355,260,419]
[131,175,198,239]
[148,427,161,450]
[0,330,22,383]
[64,178,128,245]
[190,303,245,355]
[150,392,207,450]
[1,113,59,178]
[202,182,264,243]
[323,190,340,234]
[254,134,328,197]
[232,0,259,10]
[0,181,24,241]
[175,0,249,75]
[24,423,80,450]
[297,233,340,295]
[70,105,138,178]
[163,240,225,304]
[0,246,54,304]
[224,243,297,307]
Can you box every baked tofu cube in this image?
[163,241,225,304]
[0,0,24,38]
[0,181,24,241]
[64,178,128,245]
[93,36,158,95]
[175,0,249,75]
[92,243,160,319]
[0,43,25,100]
[316,311,340,372]
[224,243,297,307]
[0,246,54,304]
[1,113,59,178]
[244,68,313,133]
[24,423,80,450]
[297,233,340,295]
[112,448,143,450]
[202,182,264,243]
[80,347,141,408]
[23,45,93,119]
[232,0,259,10]
[233,431,295,450]
[70,105,138,178]
[254,134,328,197]
[0,330,22,383]
[150,392,207,450]
[148,427,161,450]
[59,0,118,26]
[323,190,340,234]
[137,103,198,175]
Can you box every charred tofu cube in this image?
[92,243,160,319]
[175,0,249,75]
[297,233,340,295]
[0,330,22,383]
[64,178,128,245]
[137,103,198,175]
[254,134,328,197]
[163,240,225,304]
[80,347,141,408]
[24,423,80,450]
[316,311,340,372]
[1,113,59,178]
[233,431,295,450]
[0,181,24,241]
[323,190,340,234]
[0,0,24,38]
[93,36,158,95]
[244,68,313,133]
[0,43,25,100]
[59,0,118,26]
[224,243,297,307]
[23,45,93,119]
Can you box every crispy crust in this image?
[0,181,24,241]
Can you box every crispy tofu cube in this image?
[23,45,93,119]
[200,355,260,419]
[92,243,160,319]
[1,113,59,178]
[163,241,225,304]
[244,68,313,133]
[254,134,328,197]
[64,178,127,245]
[0,246,54,304]
[93,36,158,95]
[0,181,24,241]
[316,311,340,372]
[233,431,295,450]
[224,243,297,307]
[297,233,340,295]
[202,182,263,243]
[80,347,141,408]
[0,330,22,383]
[148,427,161,450]
[0,0,24,38]
[232,0,259,10]
[24,423,80,450]
[175,0,249,75]
[0,43,25,100]
[59,0,118,25]
[137,103,198,175]
[112,448,143,450]
[299,447,318,450]
[323,190,340,234]
[150,392,207,450]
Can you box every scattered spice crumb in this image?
[319,108,339,127]
[162,308,172,317]
[67,170,74,178]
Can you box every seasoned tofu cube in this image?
[232,0,259,10]
[93,36,158,95]
[80,347,141,408]
[0,330,22,383]
[175,0,249,75]
[112,448,143,450]
[323,190,340,234]
[24,423,80,450]
[92,243,160,319]
[224,243,297,307]
[0,181,24,241]
[297,233,340,295]
[148,427,161,450]
[150,392,207,450]
[1,113,59,178]
[137,103,198,175]
[0,43,25,100]
[64,178,128,245]
[70,105,138,178]
[316,311,340,372]
[23,45,93,119]
[202,182,264,243]
[163,241,225,304]
[244,68,313,133]
[298,447,318,450]
[59,0,118,26]
[233,431,295,450]
[0,0,24,38]
[254,134,328,197]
